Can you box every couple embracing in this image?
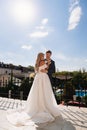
[35,50,55,87]
[6,50,62,126]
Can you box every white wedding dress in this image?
[6,64,62,126]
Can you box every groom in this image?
[46,50,56,87]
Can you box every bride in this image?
[6,52,62,126]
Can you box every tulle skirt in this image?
[6,72,62,126]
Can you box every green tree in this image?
[28,65,34,71]
[19,77,33,99]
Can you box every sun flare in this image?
[10,1,37,24]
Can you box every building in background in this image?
[0,62,34,87]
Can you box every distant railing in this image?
[0,79,87,107]
[0,89,87,108]
[0,90,28,100]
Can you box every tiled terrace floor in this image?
[0,97,87,130]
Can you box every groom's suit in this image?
[47,59,55,86]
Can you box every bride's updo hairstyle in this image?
[35,52,44,72]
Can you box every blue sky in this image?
[0,0,87,71]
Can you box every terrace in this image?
[0,97,87,130]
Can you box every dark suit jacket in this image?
[47,59,56,86]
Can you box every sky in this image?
[0,0,87,71]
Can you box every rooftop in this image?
[0,97,87,130]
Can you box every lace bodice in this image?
[39,64,47,71]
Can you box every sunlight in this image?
[10,0,37,25]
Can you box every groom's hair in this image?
[46,50,52,54]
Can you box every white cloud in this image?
[35,26,45,30]
[69,0,79,12]
[29,18,53,38]
[68,7,82,30]
[30,31,48,38]
[68,0,82,30]
[21,45,32,50]
[41,18,48,25]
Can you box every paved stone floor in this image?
[0,97,87,130]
